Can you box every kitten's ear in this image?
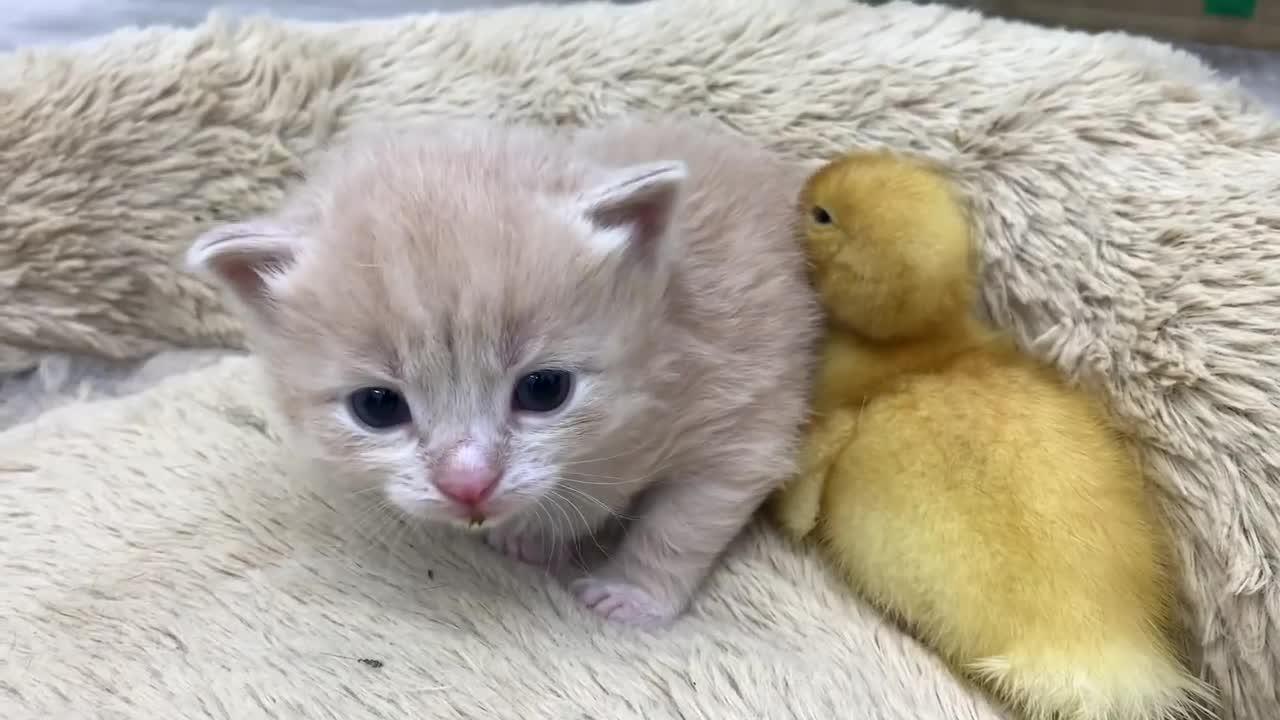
[577,161,686,260]
[186,221,300,311]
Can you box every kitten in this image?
[186,117,819,625]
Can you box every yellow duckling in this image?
[773,152,1212,720]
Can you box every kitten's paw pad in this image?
[485,523,552,565]
[570,577,677,627]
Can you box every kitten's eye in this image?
[811,206,833,225]
[349,387,411,429]
[512,369,573,414]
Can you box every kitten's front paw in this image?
[570,576,679,627]
[485,519,553,565]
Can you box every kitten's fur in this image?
[186,118,819,625]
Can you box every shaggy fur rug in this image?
[2,0,1278,717]
[1,358,1007,719]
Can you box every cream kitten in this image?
[186,117,818,625]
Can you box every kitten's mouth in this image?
[449,501,518,531]
[421,489,527,531]
[444,506,492,531]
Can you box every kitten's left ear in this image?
[186,221,301,313]
[577,161,687,261]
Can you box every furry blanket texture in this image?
[2,0,1278,717]
[1,358,1006,720]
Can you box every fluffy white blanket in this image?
[1,358,1004,719]
[2,0,1278,717]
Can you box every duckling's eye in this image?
[811,206,833,225]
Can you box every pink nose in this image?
[434,466,500,507]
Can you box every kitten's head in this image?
[187,126,686,529]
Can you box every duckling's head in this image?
[800,152,976,341]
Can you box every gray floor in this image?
[1181,41,1280,111]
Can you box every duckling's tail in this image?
[967,640,1216,720]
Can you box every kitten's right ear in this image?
[186,221,300,310]
[576,161,687,264]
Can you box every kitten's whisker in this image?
[555,481,634,520]
[506,488,564,566]
[377,499,418,565]
[557,471,654,488]
[555,471,635,485]
[547,491,576,550]
[348,496,410,561]
[362,511,400,552]
[544,490,586,566]
[345,485,389,499]
[549,487,609,560]
[347,493,395,526]
[344,500,393,542]
[559,458,672,485]
[282,480,383,528]
[530,501,557,566]
[557,462,669,486]
[556,435,670,468]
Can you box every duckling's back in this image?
[818,341,1209,719]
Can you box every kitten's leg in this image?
[486,491,612,566]
[570,447,790,626]
[770,409,859,541]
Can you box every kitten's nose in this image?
[435,465,500,507]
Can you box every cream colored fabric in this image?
[1,0,1278,717]
[0,357,1005,719]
